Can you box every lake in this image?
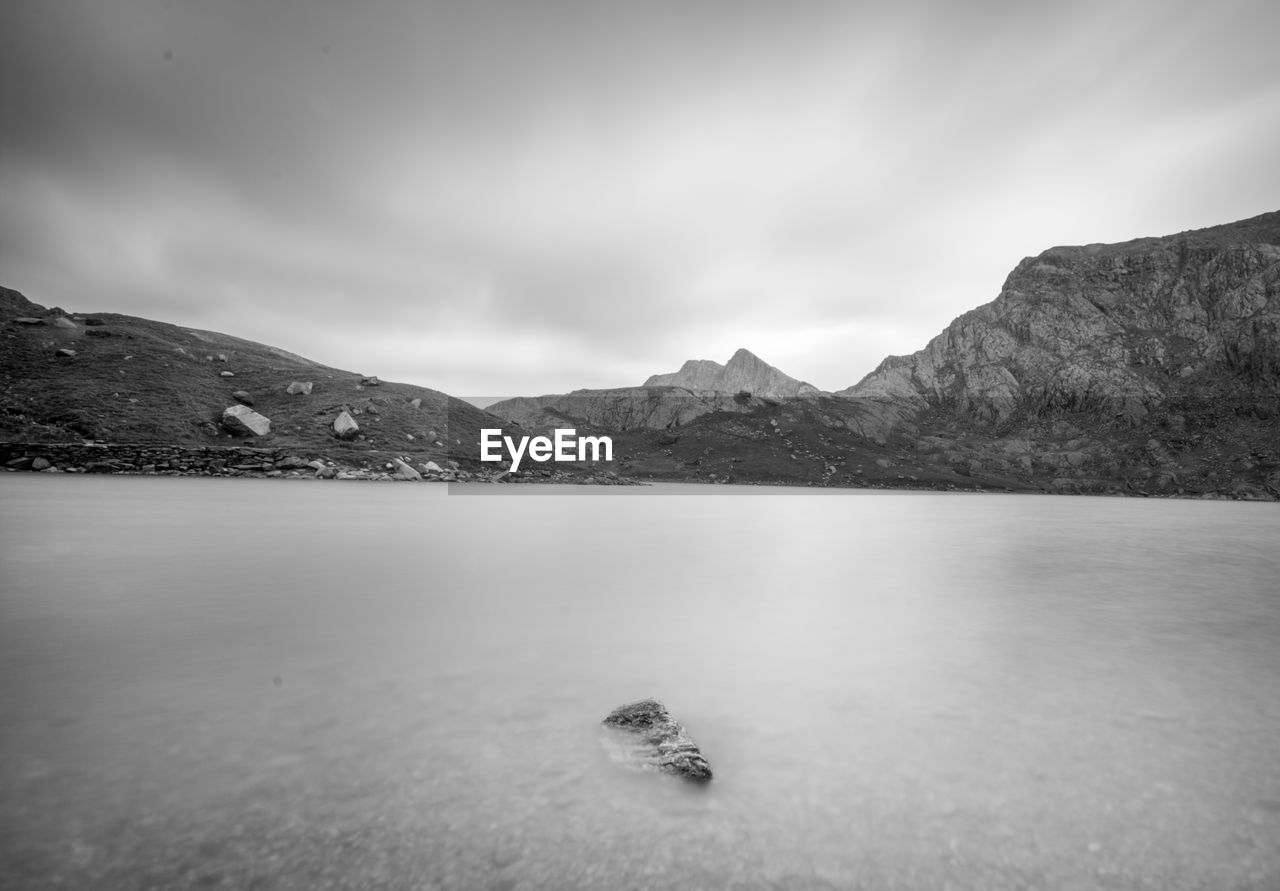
[2,476,1278,890]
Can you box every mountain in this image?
[841,211,1280,425]
[0,286,508,470]
[605,211,1279,497]
[486,348,819,434]
[643,348,821,397]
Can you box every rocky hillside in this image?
[0,286,508,470]
[841,211,1280,424]
[487,348,820,434]
[602,211,1280,498]
[644,348,820,397]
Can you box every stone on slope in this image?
[333,410,360,439]
[601,698,712,782]
[232,390,254,406]
[221,404,271,436]
[286,381,313,395]
[51,316,78,329]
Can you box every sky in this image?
[2,0,1278,399]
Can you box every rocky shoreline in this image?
[0,441,639,485]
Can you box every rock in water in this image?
[601,699,712,782]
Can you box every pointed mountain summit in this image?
[644,348,820,398]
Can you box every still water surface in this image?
[2,476,1279,890]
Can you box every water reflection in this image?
[1,477,1278,889]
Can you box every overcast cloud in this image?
[2,0,1278,397]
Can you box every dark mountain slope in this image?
[840,210,1280,426]
[0,286,502,466]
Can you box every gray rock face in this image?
[221,405,271,436]
[390,457,421,480]
[333,410,360,439]
[840,210,1280,428]
[645,348,821,398]
[601,699,712,782]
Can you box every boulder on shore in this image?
[601,699,712,782]
[390,458,422,480]
[221,404,271,436]
[333,410,360,439]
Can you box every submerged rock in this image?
[601,698,712,782]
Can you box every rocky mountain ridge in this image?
[602,211,1280,498]
[644,348,820,397]
[486,348,819,434]
[840,210,1280,427]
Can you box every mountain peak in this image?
[643,349,819,398]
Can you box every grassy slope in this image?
[0,287,501,468]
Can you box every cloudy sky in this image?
[3,1,1278,398]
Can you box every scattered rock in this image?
[410,398,422,409]
[332,410,360,440]
[361,375,380,386]
[600,698,712,782]
[315,465,338,479]
[31,457,50,470]
[51,316,78,329]
[232,390,254,406]
[422,460,444,473]
[219,370,235,378]
[56,348,76,358]
[14,317,44,325]
[221,405,271,436]
[275,456,310,470]
[286,381,313,395]
[391,458,422,480]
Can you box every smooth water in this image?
[2,476,1278,890]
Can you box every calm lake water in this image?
[2,476,1279,890]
